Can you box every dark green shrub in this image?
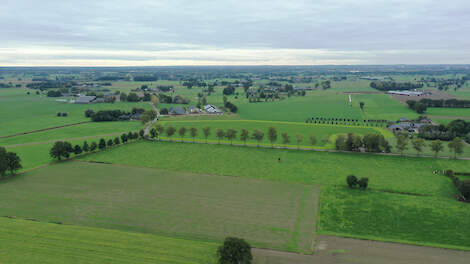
[358,177,369,189]
[217,237,252,264]
[346,175,358,188]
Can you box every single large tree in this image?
[73,144,83,155]
[216,128,225,144]
[240,129,249,145]
[395,133,409,155]
[295,134,303,149]
[267,127,277,147]
[166,126,176,141]
[150,128,157,139]
[281,132,290,147]
[99,138,107,150]
[252,129,264,147]
[178,127,187,142]
[430,140,443,158]
[202,126,211,143]
[90,142,98,151]
[226,128,237,145]
[83,141,89,152]
[5,152,22,175]
[448,137,464,159]
[0,147,8,177]
[412,138,425,156]
[189,127,198,142]
[50,141,73,160]
[310,134,317,148]
[217,237,252,264]
[155,124,164,141]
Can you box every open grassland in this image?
[0,121,143,146]
[158,119,389,148]
[0,162,318,253]
[318,186,470,250]
[0,88,150,136]
[0,217,217,264]
[425,107,470,118]
[351,94,419,121]
[237,92,363,122]
[81,141,467,196]
[79,141,470,250]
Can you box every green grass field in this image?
[0,217,218,264]
[78,141,470,249]
[0,161,318,253]
[0,88,150,136]
[157,119,389,148]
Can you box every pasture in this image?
[79,141,470,249]
[157,119,389,148]
[0,217,218,264]
[0,88,150,136]
[0,161,319,253]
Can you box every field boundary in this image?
[0,121,90,139]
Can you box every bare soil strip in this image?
[0,121,90,139]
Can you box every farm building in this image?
[387,90,423,96]
[204,104,222,114]
[169,107,186,115]
[188,106,201,114]
[294,86,313,91]
[74,96,97,104]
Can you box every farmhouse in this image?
[74,96,97,104]
[204,104,222,114]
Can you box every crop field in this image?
[0,88,150,136]
[0,217,218,264]
[157,119,389,147]
[0,161,319,253]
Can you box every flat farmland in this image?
[0,161,319,253]
[351,94,419,121]
[237,92,363,122]
[0,217,218,264]
[0,88,150,136]
[158,119,389,148]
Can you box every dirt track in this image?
[253,235,470,264]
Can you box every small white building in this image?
[204,104,222,114]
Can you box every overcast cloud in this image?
[1,0,469,66]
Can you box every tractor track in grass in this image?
[0,121,91,139]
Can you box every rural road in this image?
[253,235,470,264]
[144,103,159,136]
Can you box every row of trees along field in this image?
[396,133,465,158]
[0,147,22,178]
[153,124,323,147]
[49,130,146,161]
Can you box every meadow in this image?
[77,141,470,249]
[157,119,389,147]
[0,88,150,136]
[0,161,318,253]
[0,217,218,264]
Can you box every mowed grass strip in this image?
[81,141,468,196]
[0,162,318,253]
[158,119,389,147]
[0,217,217,264]
[318,186,470,250]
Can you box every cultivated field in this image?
[0,161,319,253]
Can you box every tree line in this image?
[395,132,465,158]
[85,108,146,122]
[418,119,470,143]
[416,98,470,108]
[0,147,22,178]
[49,130,147,161]
[370,81,424,91]
[335,133,391,153]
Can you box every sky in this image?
[1,0,469,66]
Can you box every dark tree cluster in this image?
[445,170,470,201]
[158,93,189,104]
[27,80,77,91]
[224,101,238,113]
[419,120,470,142]
[47,90,63,97]
[406,100,427,114]
[134,76,158,81]
[86,107,145,122]
[217,237,252,264]
[417,98,470,108]
[370,81,423,91]
[0,147,22,177]
[335,133,391,153]
[346,175,369,189]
